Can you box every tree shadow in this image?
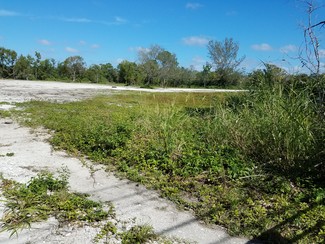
[248,201,323,244]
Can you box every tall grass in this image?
[214,83,323,177]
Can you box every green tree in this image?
[139,60,159,86]
[34,51,41,80]
[100,63,118,83]
[247,64,287,89]
[138,45,162,86]
[13,55,34,80]
[38,58,57,80]
[207,38,245,87]
[138,45,163,64]
[138,45,179,86]
[176,67,197,87]
[85,64,101,83]
[118,60,143,85]
[0,47,17,78]
[62,56,86,82]
[156,50,178,87]
[207,38,245,71]
[200,63,213,87]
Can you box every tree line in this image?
[1,37,324,89]
[0,38,249,88]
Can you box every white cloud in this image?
[186,3,203,9]
[116,58,124,64]
[61,17,92,23]
[38,39,52,46]
[280,44,297,53]
[138,47,150,53]
[0,9,19,17]
[182,36,209,46]
[58,16,127,26]
[79,40,87,45]
[251,43,272,51]
[319,49,325,58]
[129,46,150,53]
[91,44,100,49]
[114,16,127,24]
[65,47,79,53]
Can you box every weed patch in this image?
[0,152,15,157]
[0,171,113,237]
[0,170,187,243]
[0,110,11,118]
[12,91,325,243]
[120,225,157,244]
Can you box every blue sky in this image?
[0,0,324,72]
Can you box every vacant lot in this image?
[1,79,324,243]
[0,79,247,244]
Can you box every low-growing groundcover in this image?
[0,171,180,244]
[0,171,112,237]
[11,84,325,243]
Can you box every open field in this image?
[0,78,324,243]
[0,79,248,244]
[0,79,245,103]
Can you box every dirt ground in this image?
[0,79,248,244]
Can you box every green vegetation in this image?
[0,152,15,157]
[0,171,182,243]
[119,225,157,244]
[0,171,113,237]
[0,40,246,88]
[0,110,11,118]
[10,70,324,243]
[1,2,323,243]
[94,222,185,244]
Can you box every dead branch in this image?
[309,20,325,29]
